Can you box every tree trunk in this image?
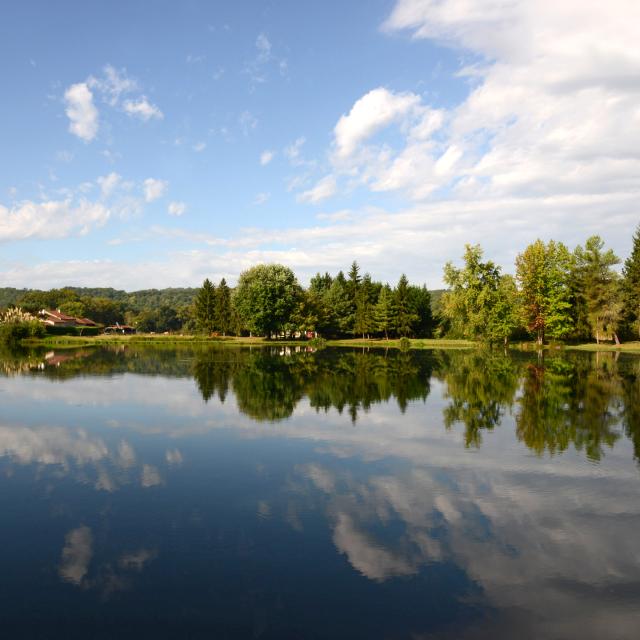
[613,332,620,345]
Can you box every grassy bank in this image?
[20,333,478,350]
[17,333,640,353]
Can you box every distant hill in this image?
[0,286,199,311]
[0,288,28,309]
[1,285,448,314]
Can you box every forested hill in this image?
[0,287,199,312]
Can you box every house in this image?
[38,309,99,328]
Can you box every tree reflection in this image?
[2,342,639,462]
[438,351,521,447]
[516,354,622,461]
[191,348,433,422]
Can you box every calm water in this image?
[1,344,639,639]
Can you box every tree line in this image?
[441,228,640,345]
[193,262,433,339]
[1,224,639,344]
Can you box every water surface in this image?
[1,345,639,639]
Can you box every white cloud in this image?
[143,178,168,202]
[0,198,110,241]
[192,141,206,152]
[253,192,270,205]
[334,87,422,158]
[64,83,98,142]
[260,150,274,165]
[378,0,640,201]
[123,97,163,121]
[297,175,337,204]
[88,64,137,106]
[168,201,186,216]
[97,172,121,198]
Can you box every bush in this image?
[308,336,327,349]
[399,337,411,351]
[0,320,45,343]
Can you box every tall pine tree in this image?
[622,224,640,339]
[394,274,418,337]
[215,278,232,336]
[195,278,217,334]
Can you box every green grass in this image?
[21,333,478,350]
[567,341,640,352]
[20,333,640,353]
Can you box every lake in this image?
[1,344,639,639]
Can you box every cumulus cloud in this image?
[168,201,186,216]
[97,172,121,198]
[123,97,163,121]
[260,149,274,165]
[64,83,99,141]
[377,0,640,200]
[143,178,168,202]
[0,198,110,241]
[334,87,423,159]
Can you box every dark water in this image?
[1,344,639,639]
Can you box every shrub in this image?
[0,320,45,343]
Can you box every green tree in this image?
[374,285,394,339]
[393,274,418,337]
[407,285,433,338]
[233,264,300,337]
[194,278,217,334]
[573,236,622,344]
[486,275,520,346]
[515,239,573,345]
[215,278,233,336]
[353,274,375,338]
[323,277,352,337]
[442,245,502,340]
[622,223,640,339]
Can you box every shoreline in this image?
[15,334,640,353]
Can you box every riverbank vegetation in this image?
[1,226,639,348]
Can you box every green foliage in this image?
[622,224,640,339]
[442,245,504,341]
[215,278,233,336]
[515,239,573,344]
[486,275,520,345]
[393,274,419,337]
[194,279,217,334]
[233,264,301,337]
[407,285,433,338]
[374,285,394,339]
[0,321,45,342]
[573,236,622,343]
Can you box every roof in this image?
[39,309,99,327]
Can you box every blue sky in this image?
[1,0,639,290]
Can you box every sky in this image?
[1,0,639,291]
